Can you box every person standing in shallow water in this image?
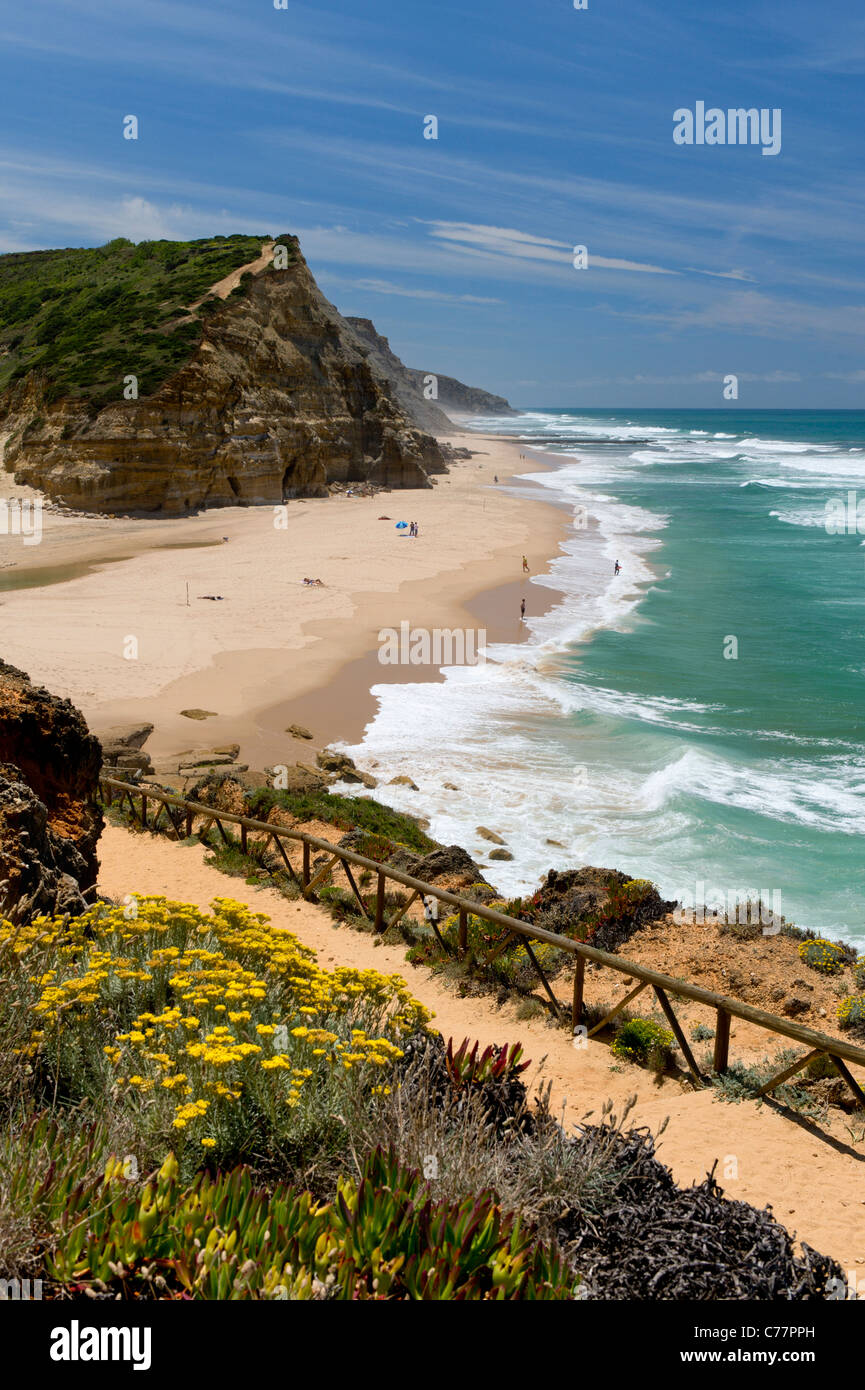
[520,598,526,621]
[614,560,621,575]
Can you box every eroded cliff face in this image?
[343,318,458,435]
[2,239,447,514]
[0,661,103,921]
[345,318,517,421]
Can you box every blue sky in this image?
[1,0,864,407]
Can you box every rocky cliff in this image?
[0,238,448,514]
[343,318,457,435]
[345,318,517,423]
[0,661,103,921]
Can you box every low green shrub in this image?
[837,996,865,1032]
[798,938,847,976]
[611,1018,674,1071]
[853,960,865,992]
[247,788,435,853]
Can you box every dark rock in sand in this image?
[782,996,810,1018]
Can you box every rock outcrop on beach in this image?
[345,317,517,425]
[0,238,448,514]
[98,722,155,778]
[0,661,103,921]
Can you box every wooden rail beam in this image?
[522,939,561,1019]
[304,853,340,896]
[268,833,302,889]
[587,980,649,1038]
[755,1048,822,1098]
[342,861,370,922]
[830,1056,865,1109]
[387,889,420,933]
[654,986,703,1087]
[484,930,518,965]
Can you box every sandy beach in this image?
[0,432,570,769]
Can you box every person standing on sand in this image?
[522,555,529,573]
[494,474,498,484]
[520,598,526,621]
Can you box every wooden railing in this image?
[99,775,865,1106]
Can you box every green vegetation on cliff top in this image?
[0,234,288,411]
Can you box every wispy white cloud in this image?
[424,222,678,275]
[323,275,501,305]
[687,267,757,282]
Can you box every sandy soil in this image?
[0,434,568,772]
[97,822,865,1273]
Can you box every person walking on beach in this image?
[614,560,621,575]
[494,474,499,484]
[520,598,526,621]
[522,555,529,573]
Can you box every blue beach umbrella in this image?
[395,521,408,529]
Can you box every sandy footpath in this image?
[97,822,865,1274]
[0,433,568,769]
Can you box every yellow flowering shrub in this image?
[1,896,431,1155]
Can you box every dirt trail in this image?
[189,241,275,309]
[97,824,865,1272]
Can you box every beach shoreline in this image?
[0,428,574,772]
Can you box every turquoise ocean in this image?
[344,410,865,944]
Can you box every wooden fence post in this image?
[302,841,310,888]
[572,954,585,1031]
[458,908,468,957]
[375,871,386,932]
[713,1007,731,1074]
